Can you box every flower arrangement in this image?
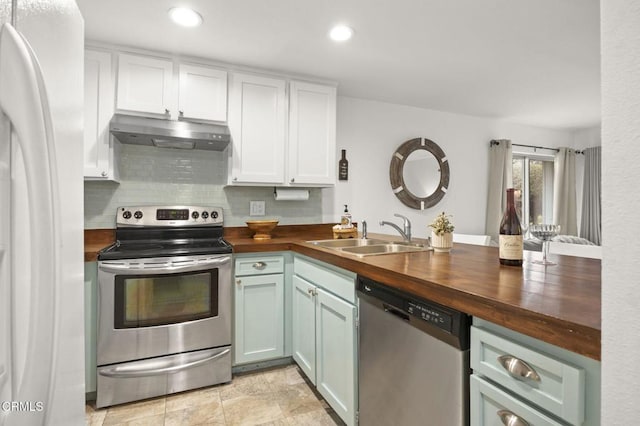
[429,212,454,236]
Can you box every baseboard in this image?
[232,357,293,374]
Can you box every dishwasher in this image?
[357,275,470,426]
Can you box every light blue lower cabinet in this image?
[234,273,284,364]
[471,375,564,426]
[292,255,357,426]
[84,262,98,397]
[471,318,601,426]
[315,287,356,425]
[234,255,285,365]
[292,275,317,384]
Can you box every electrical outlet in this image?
[249,200,266,216]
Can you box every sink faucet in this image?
[379,214,412,242]
[361,220,368,239]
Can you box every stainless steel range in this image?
[96,205,233,408]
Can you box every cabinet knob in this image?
[252,262,267,270]
[497,410,530,426]
[164,108,170,115]
[290,178,295,183]
[307,288,317,296]
[101,171,107,177]
[497,355,541,382]
[236,279,241,286]
[233,177,238,182]
[179,110,184,117]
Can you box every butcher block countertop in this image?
[85,224,601,360]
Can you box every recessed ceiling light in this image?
[168,7,203,27]
[329,25,354,42]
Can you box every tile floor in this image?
[85,364,343,425]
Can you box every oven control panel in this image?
[117,205,223,227]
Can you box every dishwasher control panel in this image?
[407,301,453,333]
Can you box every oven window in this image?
[114,269,219,328]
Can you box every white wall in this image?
[324,96,574,239]
[601,0,640,422]
[573,125,601,148]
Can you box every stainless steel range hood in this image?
[109,114,231,151]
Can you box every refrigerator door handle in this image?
[0,23,60,421]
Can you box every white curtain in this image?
[553,147,577,235]
[580,146,601,244]
[485,140,513,242]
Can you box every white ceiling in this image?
[77,0,600,130]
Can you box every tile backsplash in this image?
[84,143,323,229]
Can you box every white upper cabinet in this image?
[287,81,337,186]
[228,73,286,184]
[228,75,337,187]
[116,53,227,123]
[116,53,173,116]
[84,49,117,180]
[178,64,227,122]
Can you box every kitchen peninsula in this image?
[85,224,600,360]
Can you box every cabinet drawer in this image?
[235,256,284,276]
[471,375,564,426]
[471,326,584,425]
[294,257,355,304]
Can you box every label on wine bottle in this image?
[499,235,523,260]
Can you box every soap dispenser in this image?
[341,205,352,228]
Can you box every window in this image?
[512,155,554,226]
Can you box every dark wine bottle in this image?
[499,188,523,266]
[338,149,348,181]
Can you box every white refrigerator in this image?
[0,0,85,425]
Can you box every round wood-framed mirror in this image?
[389,137,450,210]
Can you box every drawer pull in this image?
[252,262,267,270]
[497,409,530,426]
[497,355,541,383]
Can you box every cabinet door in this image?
[288,81,336,186]
[84,49,115,180]
[292,275,317,384]
[116,53,173,115]
[316,288,356,426]
[228,73,286,184]
[178,64,227,122]
[234,273,284,364]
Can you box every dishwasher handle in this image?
[383,304,410,322]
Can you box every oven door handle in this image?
[98,347,230,378]
[99,256,231,274]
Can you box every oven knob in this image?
[134,211,143,219]
[122,210,132,219]
[201,211,209,219]
[211,211,219,219]
[192,211,199,219]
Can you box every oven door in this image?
[97,254,231,366]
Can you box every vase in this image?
[431,231,453,253]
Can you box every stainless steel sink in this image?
[341,243,428,257]
[308,238,431,256]
[308,238,390,248]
